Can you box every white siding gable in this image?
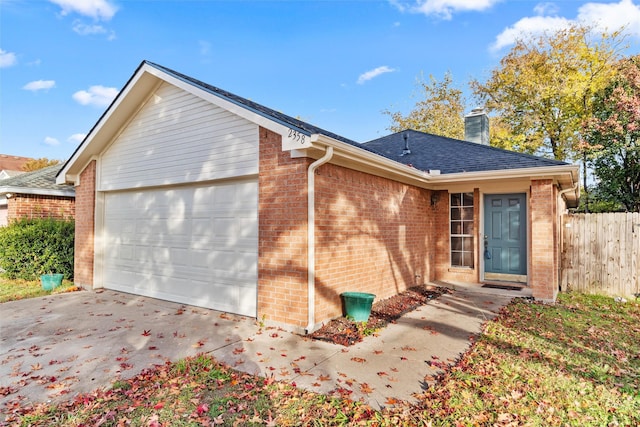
[99,82,259,191]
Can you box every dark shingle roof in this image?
[362,130,569,174]
[0,164,74,195]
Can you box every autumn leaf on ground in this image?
[141,330,151,336]
[317,374,331,381]
[192,339,205,348]
[232,347,245,355]
[377,371,388,377]
[153,401,164,410]
[351,357,366,363]
[31,363,42,371]
[374,350,384,354]
[401,346,416,351]
[385,397,400,405]
[360,383,374,394]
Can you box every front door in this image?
[483,193,527,282]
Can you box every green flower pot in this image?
[41,274,64,291]
[341,292,375,322]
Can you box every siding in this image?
[100,82,259,191]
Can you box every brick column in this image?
[530,179,558,301]
[257,127,310,329]
[74,160,96,289]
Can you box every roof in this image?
[0,164,75,198]
[0,154,33,172]
[0,170,26,179]
[363,130,570,175]
[57,60,578,206]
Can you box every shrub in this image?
[0,218,74,280]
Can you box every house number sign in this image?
[282,127,313,150]
[288,128,307,145]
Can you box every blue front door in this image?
[483,194,527,277]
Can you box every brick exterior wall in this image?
[74,160,96,289]
[257,128,311,327]
[257,126,437,329]
[6,194,74,221]
[530,179,558,301]
[314,164,434,323]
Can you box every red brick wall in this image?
[74,160,96,289]
[530,179,558,301]
[314,164,434,323]
[257,128,311,327]
[7,194,74,221]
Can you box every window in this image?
[450,193,474,268]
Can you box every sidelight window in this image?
[450,192,474,268]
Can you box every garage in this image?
[102,179,258,317]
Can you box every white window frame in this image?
[450,192,474,268]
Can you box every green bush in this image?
[0,218,74,281]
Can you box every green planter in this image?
[341,292,375,322]
[41,274,64,291]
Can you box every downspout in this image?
[305,146,334,334]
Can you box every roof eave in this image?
[0,186,75,198]
[307,134,435,188]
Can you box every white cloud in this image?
[23,80,56,92]
[44,136,60,146]
[0,49,17,68]
[390,0,502,20]
[493,0,640,51]
[534,2,559,16]
[577,0,640,37]
[492,15,571,51]
[72,20,107,35]
[72,85,118,107]
[357,66,397,84]
[68,133,86,143]
[49,0,118,21]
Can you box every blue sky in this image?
[1,0,639,161]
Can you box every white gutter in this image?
[305,145,334,334]
[0,186,75,198]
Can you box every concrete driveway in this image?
[1,290,259,412]
[1,285,515,414]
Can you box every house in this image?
[56,61,579,333]
[0,164,75,227]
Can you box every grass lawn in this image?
[2,287,639,426]
[0,277,79,303]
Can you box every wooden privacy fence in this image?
[561,212,640,298]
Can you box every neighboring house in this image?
[0,164,75,227]
[56,61,579,333]
[0,154,33,225]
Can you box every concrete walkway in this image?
[1,285,516,414]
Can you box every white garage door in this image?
[102,179,258,317]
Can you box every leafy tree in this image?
[583,55,640,212]
[471,23,624,161]
[385,72,466,139]
[22,157,60,171]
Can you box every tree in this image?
[583,55,640,212]
[471,23,624,161]
[22,157,60,171]
[385,72,466,139]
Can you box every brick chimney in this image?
[464,108,489,145]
